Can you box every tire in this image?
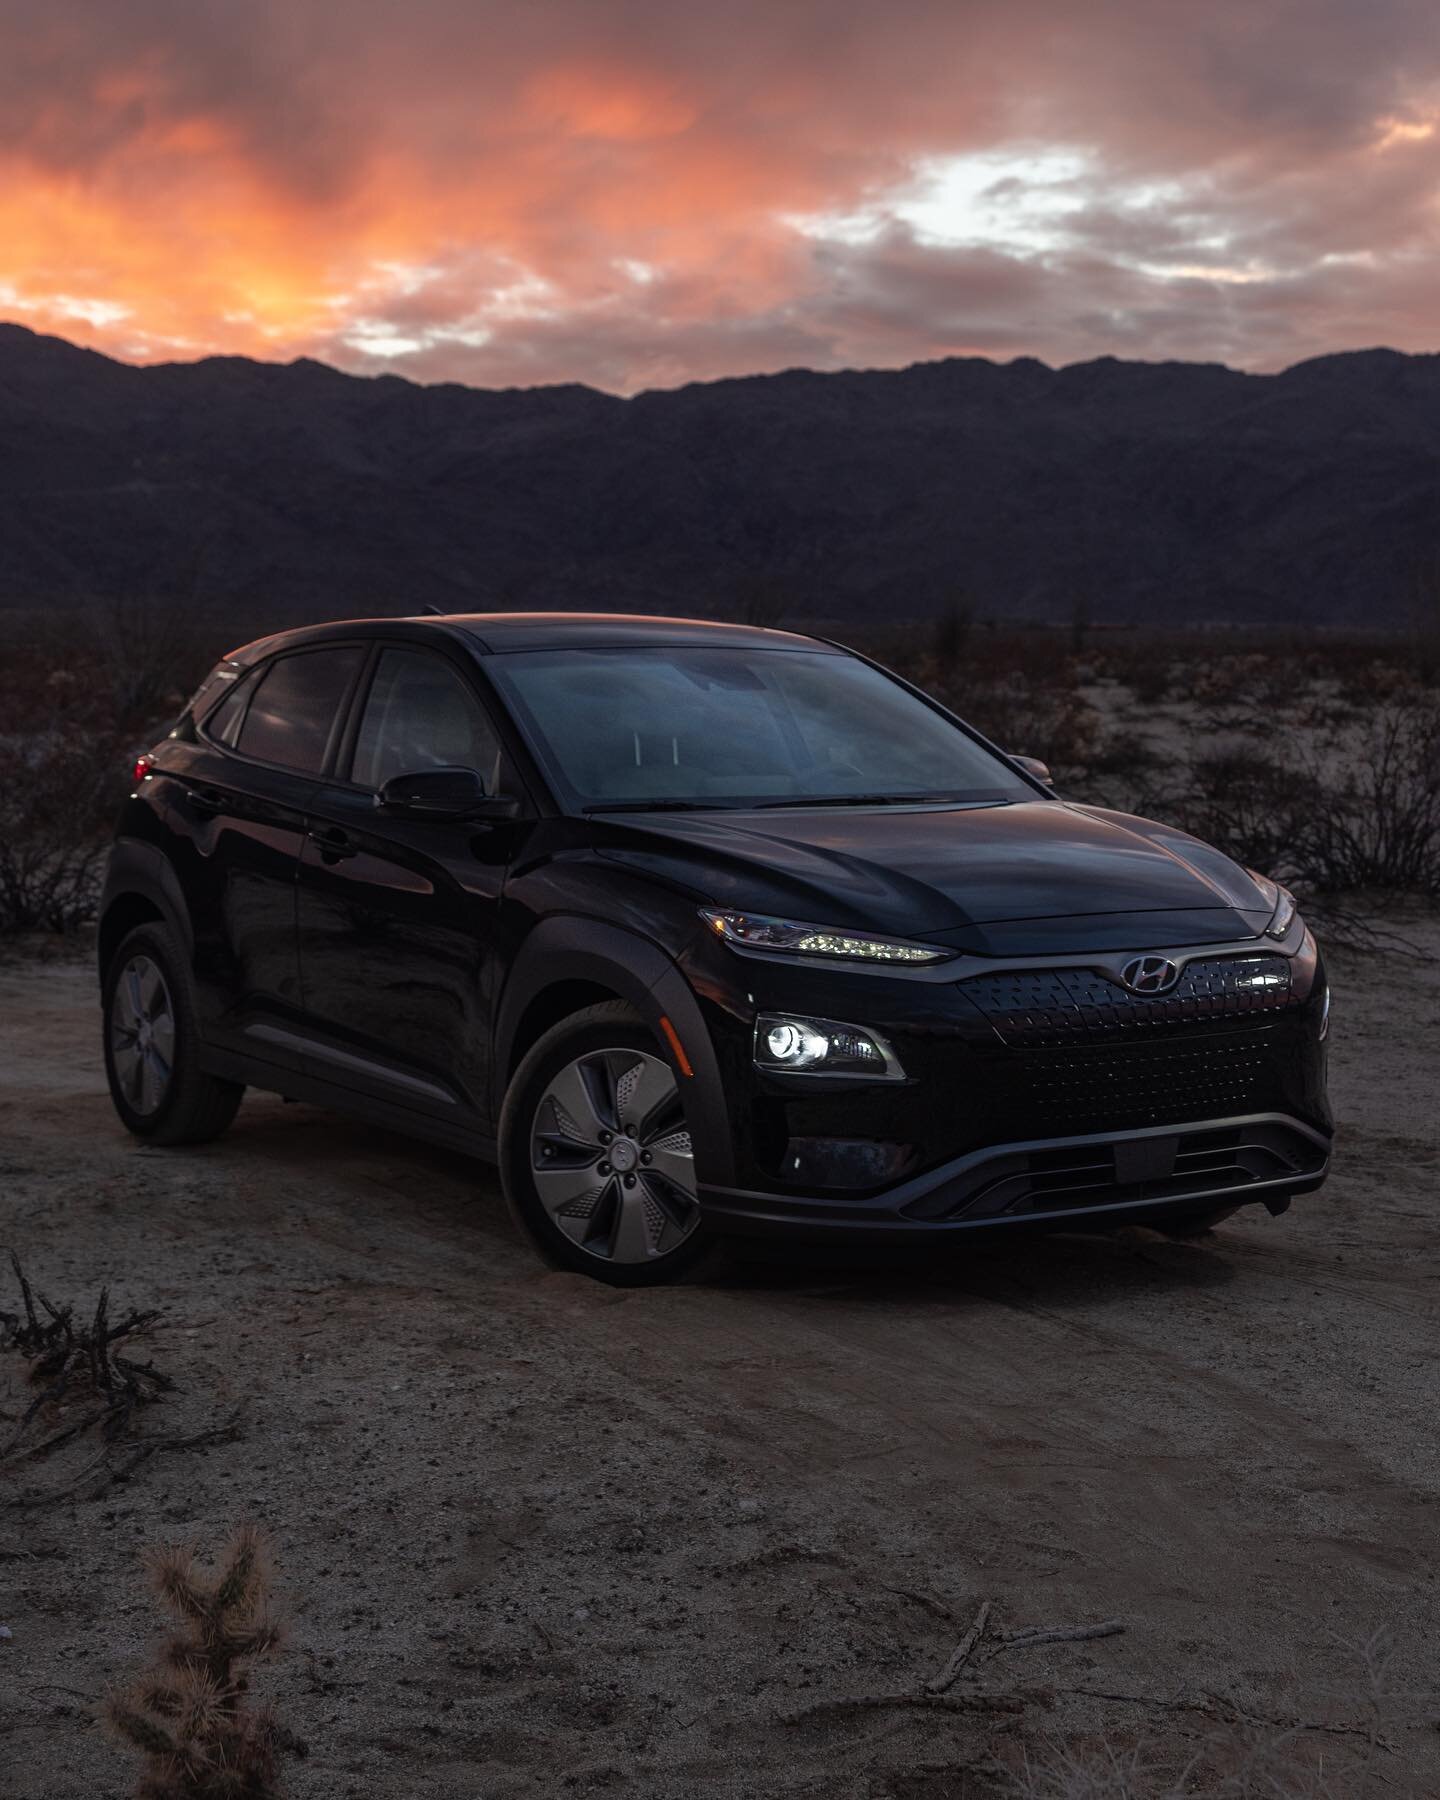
[499,1001,719,1286]
[102,923,244,1146]
[1155,1205,1239,1239]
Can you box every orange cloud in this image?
[0,0,1436,387]
[523,63,699,141]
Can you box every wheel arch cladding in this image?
[494,917,736,1187]
[507,979,629,1073]
[97,839,195,980]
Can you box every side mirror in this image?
[375,767,518,820]
[1010,754,1053,787]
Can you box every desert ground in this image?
[2,926,1438,1798]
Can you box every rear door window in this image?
[235,647,365,775]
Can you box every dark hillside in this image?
[1,324,1436,626]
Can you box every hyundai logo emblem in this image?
[1120,954,1180,995]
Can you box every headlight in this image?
[754,1013,906,1079]
[1246,871,1299,941]
[1265,885,1297,940]
[701,908,950,965]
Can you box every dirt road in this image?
[2,933,1438,1797]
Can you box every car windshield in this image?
[485,645,1033,810]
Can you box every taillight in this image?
[133,754,156,784]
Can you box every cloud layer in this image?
[1,0,1437,389]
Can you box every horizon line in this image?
[0,317,1432,403]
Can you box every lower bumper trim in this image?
[700,1112,1331,1242]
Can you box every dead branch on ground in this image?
[2,1253,172,1458]
[1059,1685,1399,1756]
[983,1619,1126,1660]
[927,1598,992,1692]
[779,1690,1024,1727]
[9,1415,245,1509]
[924,1603,1124,1690]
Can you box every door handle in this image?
[185,786,227,818]
[307,826,358,863]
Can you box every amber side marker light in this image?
[658,1015,694,1078]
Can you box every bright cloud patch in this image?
[0,0,1436,388]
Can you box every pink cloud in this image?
[0,0,1435,387]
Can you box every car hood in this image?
[594,798,1275,954]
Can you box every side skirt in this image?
[198,1045,497,1163]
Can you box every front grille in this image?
[902,1120,1327,1223]
[959,955,1296,1047]
[1013,1035,1273,1135]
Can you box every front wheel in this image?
[102,923,244,1145]
[499,1002,716,1286]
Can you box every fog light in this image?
[754,1013,905,1080]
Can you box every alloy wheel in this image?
[530,1047,698,1264]
[109,954,177,1118]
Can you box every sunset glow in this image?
[1,0,1437,389]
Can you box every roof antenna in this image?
[421,603,447,615]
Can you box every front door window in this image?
[350,649,502,793]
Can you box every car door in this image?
[169,642,368,1071]
[292,643,524,1134]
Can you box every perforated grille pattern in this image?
[1017,1037,1271,1133]
[960,955,1295,1047]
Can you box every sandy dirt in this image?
[2,928,1438,1798]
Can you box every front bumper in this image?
[698,1110,1330,1241]
[680,922,1333,1238]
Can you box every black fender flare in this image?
[97,838,195,976]
[493,916,736,1187]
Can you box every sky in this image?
[1,0,1437,392]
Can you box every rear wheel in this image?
[103,923,243,1145]
[499,1002,715,1286]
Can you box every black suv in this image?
[100,614,1332,1284]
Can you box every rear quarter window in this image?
[184,659,246,723]
[233,647,365,775]
[203,666,261,747]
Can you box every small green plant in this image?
[105,1524,302,1799]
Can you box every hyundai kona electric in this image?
[100,614,1332,1284]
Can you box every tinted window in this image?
[204,667,259,747]
[236,647,364,774]
[350,649,502,792]
[487,646,1031,809]
[185,659,246,728]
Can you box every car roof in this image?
[224,612,832,663]
[442,613,828,653]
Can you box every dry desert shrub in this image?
[1146,700,1440,900]
[0,725,126,931]
[1,1252,172,1458]
[855,621,1440,907]
[105,1524,301,1799]
[0,599,212,935]
[1009,1624,1404,1800]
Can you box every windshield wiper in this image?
[581,799,738,814]
[749,793,974,810]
